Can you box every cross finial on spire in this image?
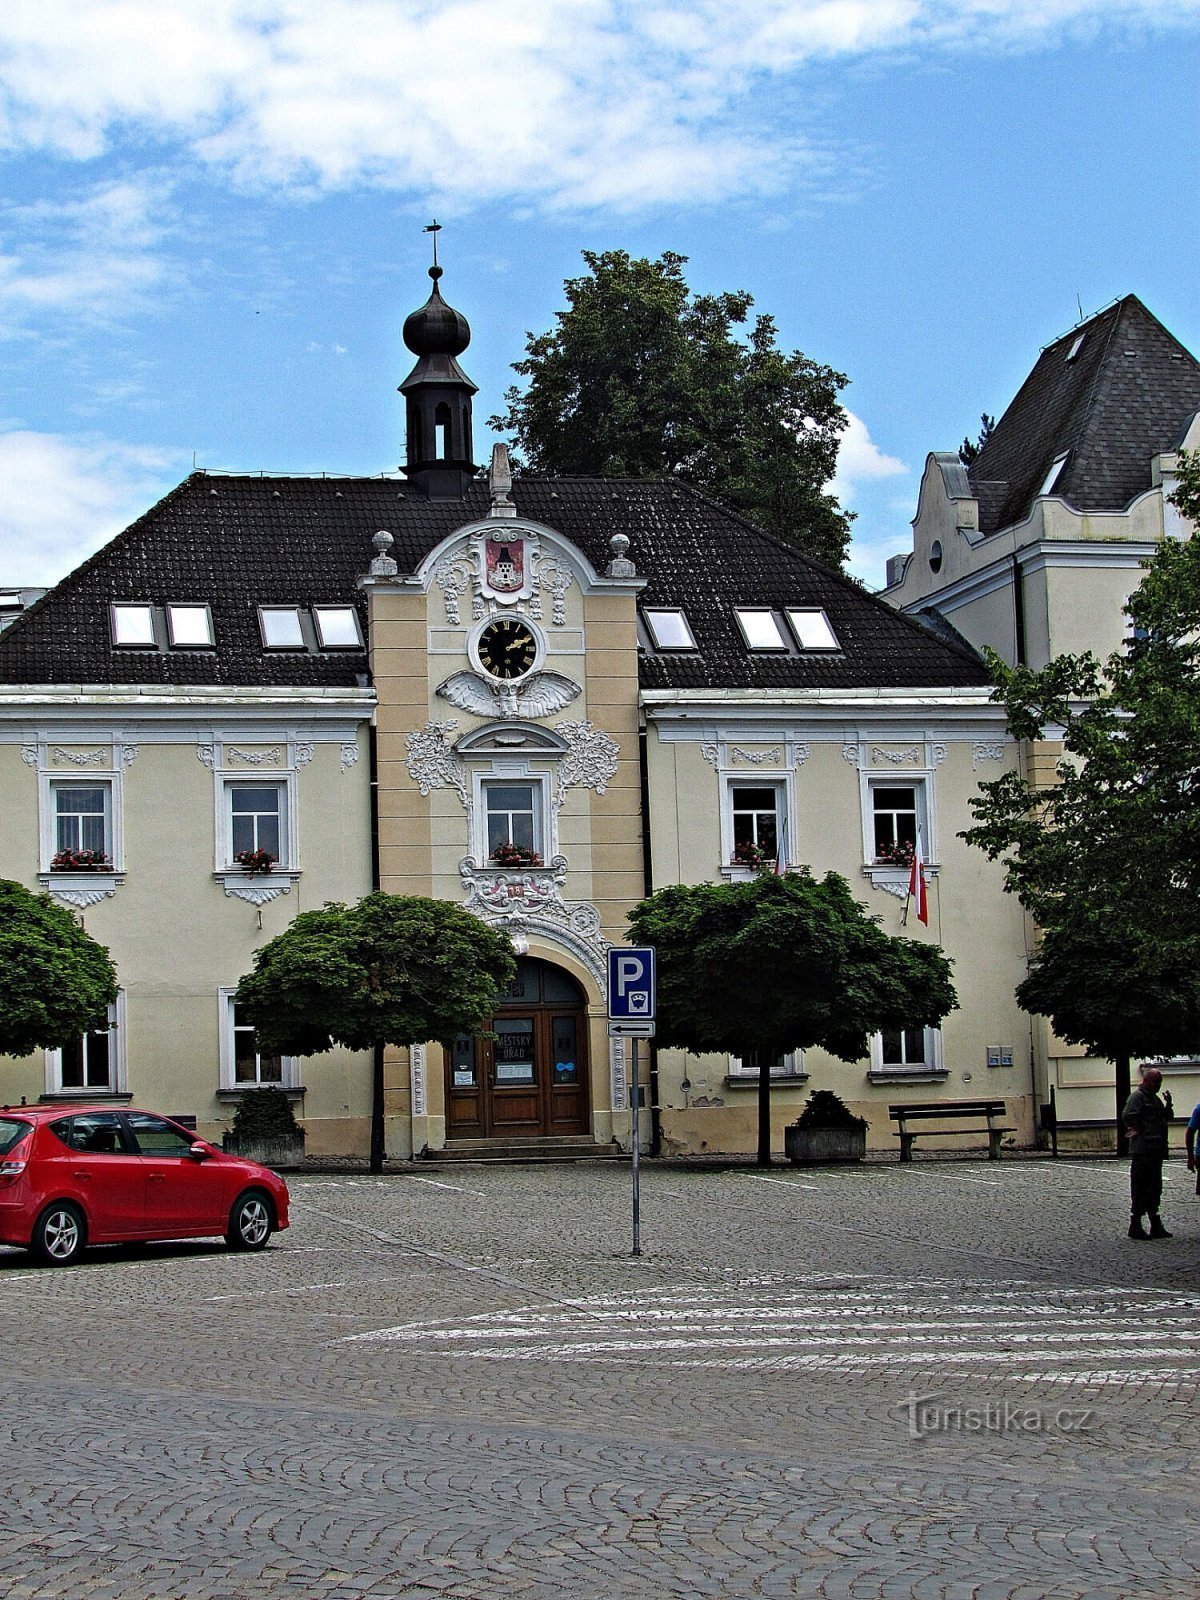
[423,219,442,280]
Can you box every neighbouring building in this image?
[0,265,1039,1158]
[882,294,1200,1136]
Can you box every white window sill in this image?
[868,1069,949,1084]
[39,870,125,908]
[720,864,775,883]
[39,1090,132,1102]
[216,1086,305,1102]
[723,1073,810,1089]
[214,869,300,906]
[862,863,939,902]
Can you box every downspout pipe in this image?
[368,720,385,1174]
[638,725,661,1158]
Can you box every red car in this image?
[0,1104,290,1266]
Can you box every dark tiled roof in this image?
[968,295,1200,534]
[0,472,986,692]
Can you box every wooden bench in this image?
[889,1099,1012,1162]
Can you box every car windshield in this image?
[0,1117,32,1155]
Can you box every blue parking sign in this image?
[607,947,656,1020]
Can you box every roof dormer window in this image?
[1039,454,1069,496]
[785,608,840,651]
[734,609,787,651]
[259,607,305,650]
[166,604,214,648]
[643,609,697,650]
[110,604,156,648]
[312,606,363,649]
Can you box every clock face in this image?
[476,617,539,681]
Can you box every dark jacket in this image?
[1123,1085,1168,1156]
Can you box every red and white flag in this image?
[908,829,928,926]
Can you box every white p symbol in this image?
[616,956,643,996]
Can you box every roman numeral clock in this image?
[475,616,538,681]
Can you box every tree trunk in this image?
[370,1041,386,1174]
[755,1049,772,1166]
[1114,1051,1131,1160]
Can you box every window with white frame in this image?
[729,1050,804,1079]
[872,1025,942,1077]
[219,990,298,1089]
[869,781,921,863]
[482,779,544,862]
[47,996,124,1094]
[223,780,289,869]
[729,783,781,865]
[51,781,112,866]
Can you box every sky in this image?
[1,1,1197,592]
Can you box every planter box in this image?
[222,1133,306,1171]
[784,1125,866,1165]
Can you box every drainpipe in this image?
[638,725,661,1157]
[368,719,385,1174]
[1011,552,1027,667]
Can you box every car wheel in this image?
[32,1201,86,1267]
[226,1190,273,1251]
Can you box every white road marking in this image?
[406,1176,488,1196]
[337,1278,1200,1380]
[741,1174,820,1191]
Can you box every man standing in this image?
[1123,1065,1172,1239]
[1186,1098,1200,1198]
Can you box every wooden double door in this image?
[445,958,589,1139]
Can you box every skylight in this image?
[1065,334,1086,362]
[786,609,840,651]
[259,607,305,649]
[166,604,214,648]
[643,609,697,650]
[312,606,363,649]
[1039,454,1069,496]
[734,609,787,650]
[110,604,155,647]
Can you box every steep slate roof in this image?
[968,295,1200,534]
[0,472,986,692]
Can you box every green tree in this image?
[236,894,516,1172]
[962,453,1200,1140]
[958,412,996,466]
[0,879,118,1058]
[491,249,854,568]
[627,871,957,1164]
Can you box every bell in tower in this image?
[399,228,478,499]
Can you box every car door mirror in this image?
[186,1142,211,1161]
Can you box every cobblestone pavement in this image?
[1,1155,1197,1599]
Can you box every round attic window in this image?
[929,540,943,574]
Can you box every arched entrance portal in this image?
[444,958,591,1139]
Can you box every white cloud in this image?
[0,431,185,584]
[0,175,177,331]
[0,2,1194,211]
[831,410,908,503]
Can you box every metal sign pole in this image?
[630,1036,642,1256]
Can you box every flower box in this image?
[51,849,112,872]
[490,842,543,868]
[235,848,277,876]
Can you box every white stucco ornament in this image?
[436,670,581,721]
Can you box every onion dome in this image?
[402,266,471,358]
